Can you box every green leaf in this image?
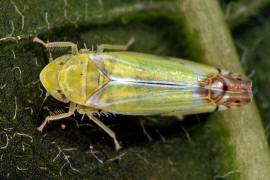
[0,0,269,179]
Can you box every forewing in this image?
[90,52,218,86]
[87,81,216,115]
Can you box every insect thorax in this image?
[56,54,110,105]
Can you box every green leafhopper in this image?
[34,37,252,150]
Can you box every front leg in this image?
[97,37,135,52]
[37,102,76,132]
[33,37,79,61]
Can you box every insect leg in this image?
[37,102,76,132]
[78,49,92,54]
[86,113,121,151]
[33,37,79,56]
[97,37,135,52]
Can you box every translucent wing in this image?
[90,52,218,86]
[87,81,216,115]
[85,52,252,114]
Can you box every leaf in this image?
[0,0,269,179]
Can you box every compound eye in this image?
[56,90,69,103]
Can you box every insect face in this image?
[40,55,71,103]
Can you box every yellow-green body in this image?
[41,52,223,116]
[37,37,252,150]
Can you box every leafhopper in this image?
[34,37,252,150]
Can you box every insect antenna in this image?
[36,92,50,119]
